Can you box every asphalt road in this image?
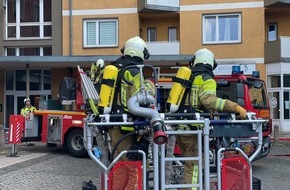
[1,141,290,190]
[253,141,290,190]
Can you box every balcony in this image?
[146,41,180,55]
[138,0,179,12]
[265,0,290,7]
[265,36,290,63]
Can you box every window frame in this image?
[168,27,177,42]
[147,28,157,42]
[5,0,52,40]
[202,13,241,44]
[4,46,52,56]
[83,19,118,48]
[267,23,278,42]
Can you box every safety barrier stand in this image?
[7,115,24,157]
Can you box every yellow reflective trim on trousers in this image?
[120,126,134,131]
[215,98,225,111]
[191,164,199,190]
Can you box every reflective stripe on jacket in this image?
[190,74,226,112]
[21,106,37,117]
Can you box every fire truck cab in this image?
[215,66,272,160]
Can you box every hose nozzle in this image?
[153,123,168,145]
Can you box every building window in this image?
[168,27,177,42]
[268,23,277,42]
[148,28,157,42]
[5,46,52,56]
[6,69,51,91]
[203,14,241,44]
[83,19,118,47]
[268,75,281,88]
[283,74,290,87]
[6,0,52,39]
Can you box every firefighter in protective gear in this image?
[173,48,247,190]
[21,98,37,146]
[106,36,154,190]
[90,59,105,84]
[90,59,105,93]
[21,98,37,120]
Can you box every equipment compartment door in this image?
[47,115,62,144]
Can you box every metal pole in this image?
[26,64,29,98]
[203,119,210,190]
[0,125,4,149]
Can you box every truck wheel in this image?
[66,128,86,157]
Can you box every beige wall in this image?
[62,0,137,10]
[62,0,141,56]
[256,64,266,81]
[62,14,140,56]
[266,12,290,37]
[140,15,179,41]
[181,0,262,5]
[180,8,264,59]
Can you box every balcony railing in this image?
[138,0,179,12]
[265,36,290,63]
[146,41,180,55]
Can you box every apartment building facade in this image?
[264,0,290,131]
[0,0,289,131]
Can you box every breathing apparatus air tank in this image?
[98,65,118,114]
[166,66,192,113]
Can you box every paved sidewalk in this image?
[0,143,48,169]
[0,143,100,190]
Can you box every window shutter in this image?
[86,22,96,45]
[99,21,116,45]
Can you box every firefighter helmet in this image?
[24,98,31,103]
[189,48,218,70]
[121,36,150,60]
[96,59,105,68]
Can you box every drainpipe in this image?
[26,64,29,98]
[69,0,73,56]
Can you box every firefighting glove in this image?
[126,136,149,161]
[235,105,247,119]
[223,100,247,119]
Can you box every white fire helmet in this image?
[123,36,150,60]
[24,98,31,103]
[96,59,105,68]
[192,48,215,69]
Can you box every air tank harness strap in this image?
[172,76,191,88]
[101,78,115,87]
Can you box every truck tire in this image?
[66,128,86,157]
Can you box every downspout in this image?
[69,0,73,56]
[26,64,29,98]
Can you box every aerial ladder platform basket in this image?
[77,65,264,190]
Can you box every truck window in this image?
[247,78,268,109]
[248,85,268,109]
[216,81,237,103]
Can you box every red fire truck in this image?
[8,74,89,157]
